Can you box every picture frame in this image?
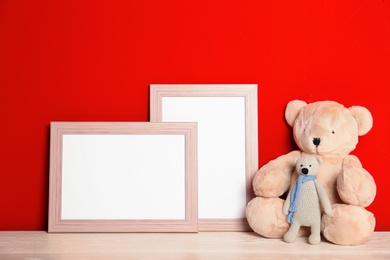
[150,84,258,231]
[48,122,198,232]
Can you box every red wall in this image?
[1,1,389,231]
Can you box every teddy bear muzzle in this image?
[301,168,309,175]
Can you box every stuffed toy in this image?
[246,100,376,245]
[283,155,332,245]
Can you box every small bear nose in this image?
[301,168,309,175]
[313,137,321,147]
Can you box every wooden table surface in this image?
[1,231,389,259]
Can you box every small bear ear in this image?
[316,157,322,165]
[349,106,373,136]
[285,100,307,127]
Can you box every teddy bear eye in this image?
[309,165,312,167]
[332,130,335,134]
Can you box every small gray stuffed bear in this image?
[282,155,332,245]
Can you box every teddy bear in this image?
[283,155,332,245]
[246,100,376,245]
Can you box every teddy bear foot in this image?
[283,223,300,243]
[308,234,321,245]
[246,197,289,238]
[283,232,297,243]
[322,204,375,245]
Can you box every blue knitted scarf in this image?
[287,175,317,224]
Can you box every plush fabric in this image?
[283,155,332,245]
[287,174,317,224]
[246,100,376,246]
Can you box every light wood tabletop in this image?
[0,231,389,259]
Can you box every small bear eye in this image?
[300,164,303,167]
[309,165,312,167]
[331,130,335,134]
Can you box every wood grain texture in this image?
[198,218,250,232]
[0,231,389,259]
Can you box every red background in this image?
[1,1,389,231]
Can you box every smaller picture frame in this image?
[48,122,198,233]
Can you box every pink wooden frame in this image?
[48,122,198,232]
[150,84,258,231]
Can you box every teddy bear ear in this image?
[349,106,373,136]
[285,100,307,127]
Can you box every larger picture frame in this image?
[48,122,198,232]
[150,84,258,231]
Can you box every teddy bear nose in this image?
[313,137,321,147]
[301,168,309,175]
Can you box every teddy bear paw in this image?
[283,231,297,243]
[246,197,289,238]
[308,234,321,245]
[322,204,375,245]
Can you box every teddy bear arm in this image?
[342,155,363,168]
[314,180,332,214]
[337,155,377,207]
[253,151,302,197]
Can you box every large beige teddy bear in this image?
[246,100,376,245]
